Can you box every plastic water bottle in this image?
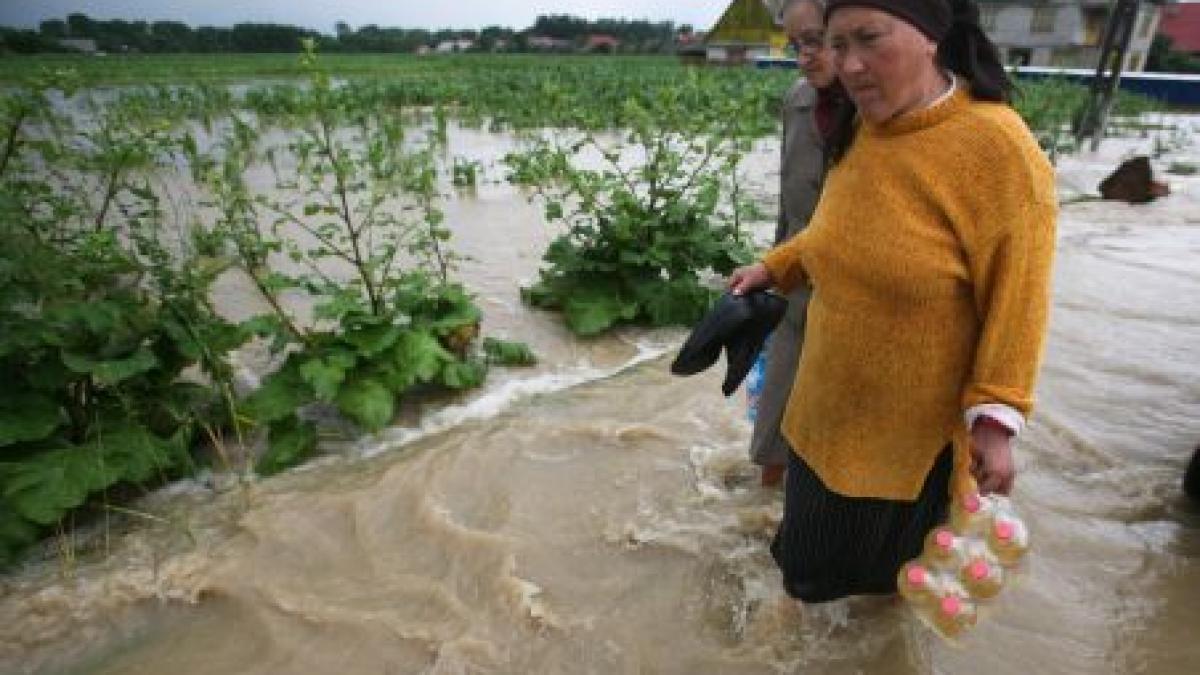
[745,340,768,423]
[922,527,968,569]
[949,492,998,536]
[987,516,1030,566]
[897,562,940,610]
[899,493,1031,640]
[957,544,1005,599]
[928,587,979,639]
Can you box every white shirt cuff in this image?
[965,404,1026,436]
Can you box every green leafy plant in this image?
[507,97,756,335]
[194,43,531,476]
[451,157,480,188]
[0,74,247,565]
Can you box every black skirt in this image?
[770,444,953,603]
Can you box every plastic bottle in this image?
[958,548,1005,600]
[948,491,997,536]
[988,516,1030,566]
[897,562,940,610]
[922,526,968,569]
[745,344,768,423]
[928,589,979,639]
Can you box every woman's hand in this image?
[970,422,1015,495]
[728,263,774,295]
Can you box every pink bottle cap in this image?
[906,565,928,586]
[940,596,962,616]
[969,560,990,580]
[934,529,955,549]
[962,493,981,514]
[995,521,1015,541]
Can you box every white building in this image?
[980,1,1162,72]
[57,38,99,54]
[434,39,475,54]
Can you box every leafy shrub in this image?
[194,44,531,475]
[508,99,755,335]
[0,74,246,564]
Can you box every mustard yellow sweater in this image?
[762,85,1057,501]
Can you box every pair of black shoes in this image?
[670,291,788,396]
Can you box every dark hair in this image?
[938,0,1012,104]
[824,0,1013,164]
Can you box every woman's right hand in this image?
[727,263,774,296]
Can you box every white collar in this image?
[924,72,957,110]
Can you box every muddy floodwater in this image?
[2,120,1199,674]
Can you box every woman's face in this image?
[783,2,835,89]
[826,7,942,123]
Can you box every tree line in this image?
[0,12,696,55]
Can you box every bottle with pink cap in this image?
[922,526,968,569]
[948,491,999,536]
[957,545,1005,599]
[987,513,1030,566]
[928,587,979,639]
[899,489,1030,639]
[897,561,941,609]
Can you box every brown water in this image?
[2,122,1199,674]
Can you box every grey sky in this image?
[0,1,731,32]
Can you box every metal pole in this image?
[1090,0,1141,151]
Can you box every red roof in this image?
[1160,2,1200,53]
[585,35,620,48]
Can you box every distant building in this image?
[1159,1,1200,55]
[526,35,572,51]
[57,37,98,54]
[979,0,1162,72]
[434,38,475,53]
[584,34,621,52]
[705,0,787,64]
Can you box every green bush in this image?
[508,96,756,335]
[0,74,247,564]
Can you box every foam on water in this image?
[357,334,679,459]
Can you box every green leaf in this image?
[0,504,40,566]
[520,280,561,309]
[57,301,122,335]
[300,356,350,402]
[0,447,101,525]
[387,330,454,389]
[22,356,76,391]
[343,323,402,357]
[482,338,537,367]
[95,423,190,484]
[61,346,158,386]
[562,287,638,336]
[0,392,61,447]
[631,277,715,327]
[255,415,318,477]
[440,360,487,390]
[145,382,217,436]
[335,377,394,432]
[242,358,313,424]
[240,314,286,339]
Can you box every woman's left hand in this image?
[970,423,1015,495]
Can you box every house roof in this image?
[1160,2,1200,53]
[706,0,786,48]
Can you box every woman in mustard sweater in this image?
[729,0,1056,603]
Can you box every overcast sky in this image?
[0,1,732,32]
